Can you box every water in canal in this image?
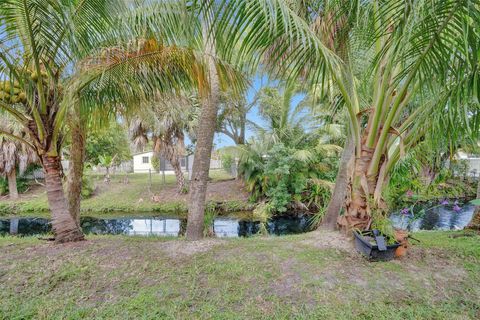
[390,201,476,231]
[0,215,312,237]
[0,201,476,237]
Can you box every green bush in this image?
[151,155,160,173]
[81,175,96,199]
[239,143,336,214]
[221,153,234,173]
[0,176,30,196]
[0,178,7,196]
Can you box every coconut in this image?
[0,92,10,101]
[0,81,12,92]
[18,92,27,103]
[10,95,20,104]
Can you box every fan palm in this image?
[0,114,37,199]
[129,95,199,194]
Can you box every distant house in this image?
[132,151,188,174]
[456,151,480,176]
[132,151,224,175]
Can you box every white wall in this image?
[133,152,154,173]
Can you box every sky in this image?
[212,74,305,149]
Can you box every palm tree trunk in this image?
[42,155,84,243]
[321,137,354,229]
[66,114,85,227]
[467,179,480,230]
[171,156,187,194]
[7,170,19,200]
[339,143,377,231]
[104,167,111,184]
[186,20,220,241]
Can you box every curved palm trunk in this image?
[170,156,187,194]
[66,114,85,226]
[7,170,19,200]
[321,137,354,229]
[43,155,84,243]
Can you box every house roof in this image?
[132,150,153,157]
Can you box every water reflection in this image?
[390,203,475,231]
[0,215,312,237]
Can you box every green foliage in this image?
[385,165,476,210]
[238,85,341,215]
[85,122,131,166]
[240,142,336,214]
[221,153,234,173]
[151,155,160,173]
[370,210,396,245]
[81,175,95,199]
[0,176,29,196]
[0,178,7,196]
[470,199,480,206]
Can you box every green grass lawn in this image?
[0,170,249,217]
[0,231,479,319]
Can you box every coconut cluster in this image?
[0,71,49,104]
[0,81,26,104]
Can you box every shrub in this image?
[81,175,96,199]
[151,155,160,173]
[0,178,7,196]
[221,153,234,173]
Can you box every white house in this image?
[132,151,224,175]
[456,151,480,176]
[132,151,188,174]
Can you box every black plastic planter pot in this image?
[353,230,400,261]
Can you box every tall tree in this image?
[0,0,118,242]
[216,89,257,145]
[186,13,223,240]
[212,0,480,232]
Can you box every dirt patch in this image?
[299,229,354,252]
[150,179,249,204]
[0,183,45,201]
[155,239,226,259]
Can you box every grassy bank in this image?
[1,231,479,319]
[0,170,253,217]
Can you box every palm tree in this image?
[0,0,118,242]
[329,1,480,230]
[238,84,343,214]
[0,1,213,242]
[129,96,199,193]
[0,114,37,199]
[213,0,480,232]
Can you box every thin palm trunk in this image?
[43,155,84,243]
[7,170,19,200]
[66,111,85,226]
[171,156,187,193]
[321,137,354,229]
[186,21,220,240]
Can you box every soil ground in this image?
[1,231,479,319]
